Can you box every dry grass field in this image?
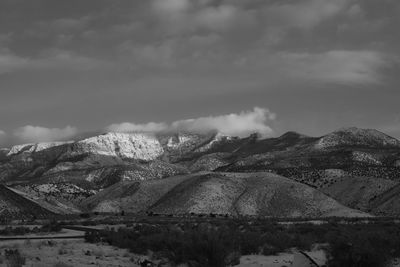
[0,238,141,267]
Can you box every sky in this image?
[0,0,400,146]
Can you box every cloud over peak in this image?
[0,130,6,145]
[14,125,78,143]
[107,122,168,133]
[108,107,276,137]
[0,108,275,147]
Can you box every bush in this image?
[327,229,393,267]
[0,221,61,236]
[90,224,240,267]
[84,220,400,267]
[41,220,62,232]
[53,262,73,267]
[84,231,101,243]
[239,231,259,254]
[4,249,26,267]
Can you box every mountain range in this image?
[1,127,400,218]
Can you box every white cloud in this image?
[107,107,276,137]
[107,122,168,133]
[170,107,275,137]
[0,130,6,146]
[14,125,77,143]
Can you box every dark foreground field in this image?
[1,216,400,267]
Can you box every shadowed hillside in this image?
[0,185,55,219]
[1,127,400,218]
[82,172,368,217]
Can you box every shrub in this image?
[84,231,101,243]
[58,247,69,255]
[84,220,400,267]
[41,220,62,232]
[327,230,392,267]
[91,224,240,266]
[53,262,73,267]
[4,249,26,267]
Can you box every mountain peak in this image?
[335,126,377,134]
[315,127,400,149]
[279,131,308,139]
[7,141,72,156]
[75,132,164,161]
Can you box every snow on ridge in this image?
[195,133,232,153]
[7,141,72,156]
[166,133,194,149]
[75,132,164,161]
[165,132,233,153]
[352,151,382,165]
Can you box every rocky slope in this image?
[217,128,400,180]
[0,133,187,187]
[3,127,398,188]
[0,127,399,217]
[315,127,400,149]
[0,185,56,220]
[319,176,398,212]
[82,172,367,217]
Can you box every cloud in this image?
[237,49,388,85]
[119,40,177,68]
[107,107,276,137]
[171,107,276,137]
[279,50,387,84]
[264,0,348,29]
[107,122,168,133]
[45,16,91,32]
[151,0,250,34]
[14,125,78,143]
[0,130,6,146]
[194,5,239,31]
[0,50,29,74]
[35,49,108,71]
[152,0,190,15]
[0,48,108,74]
[113,0,391,82]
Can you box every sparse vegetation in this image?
[85,220,400,267]
[0,221,62,236]
[53,263,73,267]
[3,249,26,267]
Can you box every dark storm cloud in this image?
[0,0,400,146]
[1,0,396,79]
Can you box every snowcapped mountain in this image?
[7,141,73,157]
[71,132,164,160]
[1,127,400,218]
[1,127,400,184]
